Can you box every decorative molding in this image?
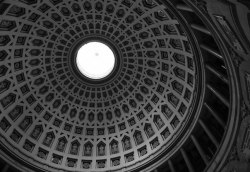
[237,115,250,161]
[228,144,240,162]
[214,15,246,53]
[241,101,250,119]
[222,160,250,172]
[222,103,250,172]
[228,48,244,68]
[245,73,250,103]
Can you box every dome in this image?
[0,0,248,172]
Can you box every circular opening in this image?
[76,42,115,79]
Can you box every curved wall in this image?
[0,0,249,172]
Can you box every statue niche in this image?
[97,143,105,156]
[134,132,143,145]
[30,125,43,140]
[43,132,54,147]
[19,116,32,131]
[70,141,80,155]
[84,143,92,156]
[145,124,155,138]
[110,141,119,154]
[122,136,132,151]
[154,115,164,129]
[56,138,67,152]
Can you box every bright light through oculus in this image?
[76,42,115,79]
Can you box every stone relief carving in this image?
[237,115,250,162]
[245,73,250,102]
[222,160,250,172]
[222,102,250,171]
[229,48,244,68]
[214,15,245,53]
[241,101,249,119]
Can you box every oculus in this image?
[76,42,115,79]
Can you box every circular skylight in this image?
[76,42,115,79]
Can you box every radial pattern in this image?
[76,42,115,79]
[0,0,200,171]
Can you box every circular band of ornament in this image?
[69,35,123,85]
[75,42,116,80]
[0,0,203,171]
[237,115,250,161]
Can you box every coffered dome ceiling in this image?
[0,0,235,172]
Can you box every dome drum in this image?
[0,0,241,172]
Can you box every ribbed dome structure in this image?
[0,0,245,172]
